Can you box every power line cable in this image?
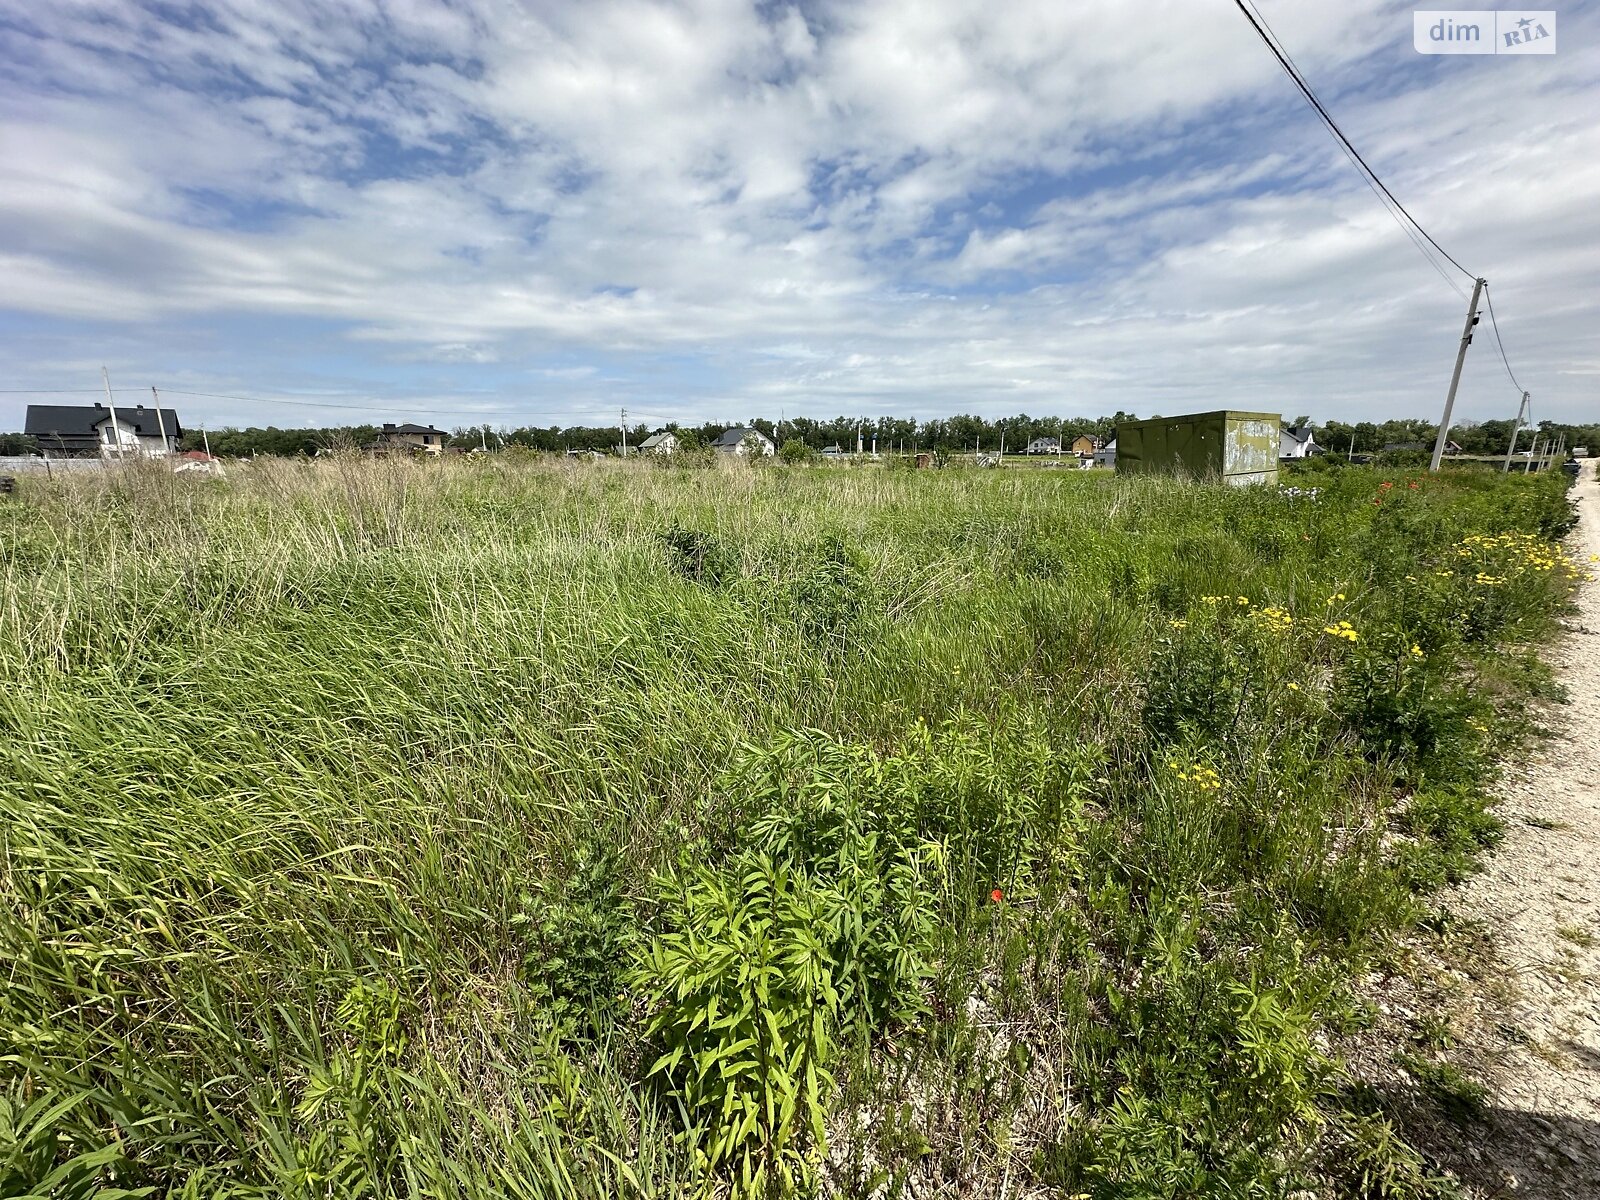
[1480,283,1524,395]
[155,388,558,419]
[152,389,670,425]
[6,384,670,426]
[1233,0,1475,290]
[1239,0,1467,297]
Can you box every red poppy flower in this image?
[990,888,1004,903]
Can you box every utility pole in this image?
[1429,276,1486,472]
[480,425,488,453]
[199,424,223,477]
[620,408,628,457]
[101,366,125,461]
[1502,391,1530,472]
[152,386,169,459]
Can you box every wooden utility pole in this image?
[1502,391,1530,472]
[101,366,125,461]
[1429,276,1486,472]
[152,386,169,457]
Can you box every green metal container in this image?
[1115,410,1281,486]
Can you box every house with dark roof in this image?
[1279,425,1322,460]
[1024,437,1061,455]
[711,427,775,457]
[25,402,182,458]
[375,422,449,455]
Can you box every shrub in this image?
[513,840,635,1038]
[634,800,935,1194]
[789,533,871,646]
[663,525,737,586]
[778,439,813,465]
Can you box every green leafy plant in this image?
[0,1091,152,1200]
[664,525,736,586]
[778,439,813,465]
[789,533,871,646]
[513,839,635,1038]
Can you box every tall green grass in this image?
[0,455,1582,1197]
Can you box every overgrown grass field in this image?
[0,455,1584,1198]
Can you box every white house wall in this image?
[95,418,175,457]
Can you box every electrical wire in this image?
[159,389,506,417]
[7,384,662,427]
[1240,1,1467,298]
[1234,0,1475,293]
[149,389,635,424]
[1481,283,1524,395]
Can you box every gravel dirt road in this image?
[1457,457,1600,1194]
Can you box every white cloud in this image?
[0,0,1596,428]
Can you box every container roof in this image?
[1117,410,1281,429]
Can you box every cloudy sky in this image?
[1,0,1596,432]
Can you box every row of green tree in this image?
[1,413,1594,459]
[1313,417,1597,457]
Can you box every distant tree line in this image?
[3,412,1597,460]
[1311,417,1600,457]
[159,412,1138,457]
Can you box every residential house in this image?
[1023,436,1061,455]
[1069,434,1104,457]
[820,443,846,459]
[712,427,776,457]
[1279,425,1321,459]
[1093,438,1117,468]
[376,422,449,455]
[25,402,182,458]
[638,431,679,456]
